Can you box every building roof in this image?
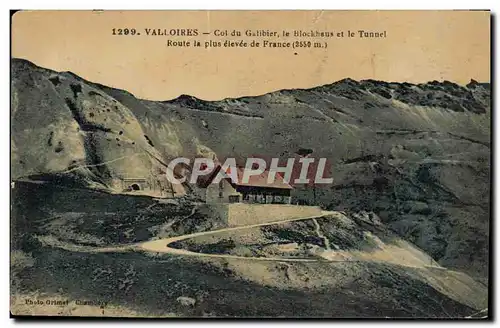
[232,167,293,189]
[197,165,293,190]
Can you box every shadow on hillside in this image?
[12,245,475,318]
[11,181,223,247]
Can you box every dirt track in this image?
[40,209,449,270]
[32,208,488,312]
[38,210,446,270]
[136,211,447,270]
[138,211,341,262]
[39,209,444,270]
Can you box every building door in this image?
[265,195,273,204]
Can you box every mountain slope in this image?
[10,58,490,279]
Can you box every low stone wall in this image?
[203,203,323,227]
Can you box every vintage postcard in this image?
[10,10,490,319]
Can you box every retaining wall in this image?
[203,203,323,227]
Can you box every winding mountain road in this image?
[41,209,446,270]
[49,209,443,270]
[39,206,488,310]
[136,211,445,270]
[138,210,345,262]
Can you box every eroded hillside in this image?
[10,58,490,279]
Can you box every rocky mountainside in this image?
[10,58,490,279]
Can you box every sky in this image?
[11,10,491,101]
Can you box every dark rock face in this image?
[10,58,490,279]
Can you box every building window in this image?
[229,195,240,203]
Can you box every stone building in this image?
[196,165,293,204]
